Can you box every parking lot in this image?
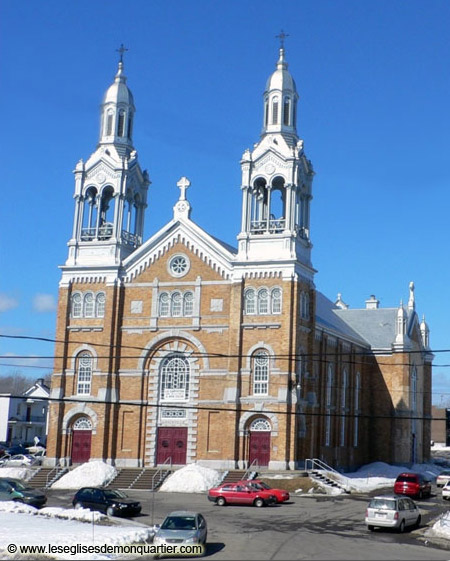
[45,484,450,560]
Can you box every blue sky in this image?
[1,0,450,404]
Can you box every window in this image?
[160,355,190,401]
[183,292,194,316]
[252,351,269,395]
[264,99,269,126]
[257,289,269,314]
[272,98,279,124]
[159,292,170,317]
[95,292,105,318]
[325,364,334,446]
[71,292,82,318]
[271,288,282,314]
[340,369,348,446]
[244,289,256,315]
[117,110,125,137]
[106,111,113,136]
[84,293,94,318]
[76,353,93,395]
[127,115,133,139]
[171,292,182,317]
[168,254,190,278]
[300,291,310,319]
[283,97,291,126]
[354,372,361,448]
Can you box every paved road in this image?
[46,485,450,560]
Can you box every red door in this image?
[249,431,270,467]
[156,427,187,465]
[71,430,92,463]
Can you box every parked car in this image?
[240,479,290,503]
[4,446,28,456]
[436,469,450,488]
[153,511,207,547]
[208,482,276,507]
[72,487,141,517]
[442,480,450,500]
[0,454,40,468]
[365,495,421,532]
[0,477,47,508]
[393,472,431,499]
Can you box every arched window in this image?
[171,292,182,317]
[183,292,194,316]
[127,115,133,139]
[325,364,334,446]
[160,354,190,401]
[95,292,105,318]
[272,97,279,124]
[264,99,269,126]
[300,292,310,319]
[84,293,94,318]
[257,289,269,314]
[71,292,82,318]
[73,416,92,430]
[159,293,170,317]
[250,418,271,431]
[106,110,113,136]
[271,288,282,314]
[354,372,361,448]
[252,350,269,395]
[244,289,256,315]
[283,97,291,126]
[76,352,93,395]
[117,110,125,137]
[340,369,348,446]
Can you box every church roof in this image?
[315,291,369,347]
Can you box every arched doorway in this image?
[71,416,92,464]
[248,417,271,467]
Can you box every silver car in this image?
[365,495,421,532]
[153,511,207,546]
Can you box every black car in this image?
[72,487,141,517]
[0,477,47,508]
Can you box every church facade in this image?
[46,48,432,471]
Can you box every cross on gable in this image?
[177,176,191,201]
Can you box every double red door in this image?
[71,430,92,463]
[249,431,270,466]
[156,427,187,465]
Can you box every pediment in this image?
[252,149,292,179]
[123,219,236,282]
[84,161,120,185]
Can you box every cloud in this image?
[0,293,19,312]
[33,294,57,313]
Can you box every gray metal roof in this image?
[334,306,398,350]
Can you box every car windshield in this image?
[397,476,417,483]
[161,516,196,531]
[104,490,128,499]
[252,481,270,490]
[9,480,26,491]
[369,499,396,510]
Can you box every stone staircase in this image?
[305,458,351,494]
[105,467,172,490]
[27,466,69,489]
[219,469,257,485]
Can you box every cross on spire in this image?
[276,30,289,49]
[116,43,129,63]
[177,176,191,201]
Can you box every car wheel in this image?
[254,498,264,508]
[216,497,226,507]
[398,520,406,533]
[416,515,421,527]
[74,502,84,510]
[106,506,115,516]
[367,525,374,532]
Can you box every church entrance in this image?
[248,418,271,467]
[71,417,92,463]
[156,427,187,465]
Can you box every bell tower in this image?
[237,39,315,280]
[66,47,150,268]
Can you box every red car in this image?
[208,482,276,507]
[393,472,431,499]
[239,479,290,503]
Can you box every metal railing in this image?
[151,457,172,526]
[243,459,259,481]
[305,458,351,492]
[45,463,67,488]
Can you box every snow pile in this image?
[0,501,106,522]
[159,463,222,493]
[51,461,117,489]
[0,467,31,480]
[426,511,450,540]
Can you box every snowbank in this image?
[0,467,31,480]
[159,463,222,493]
[51,461,117,489]
[0,500,106,522]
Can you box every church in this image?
[46,45,432,472]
